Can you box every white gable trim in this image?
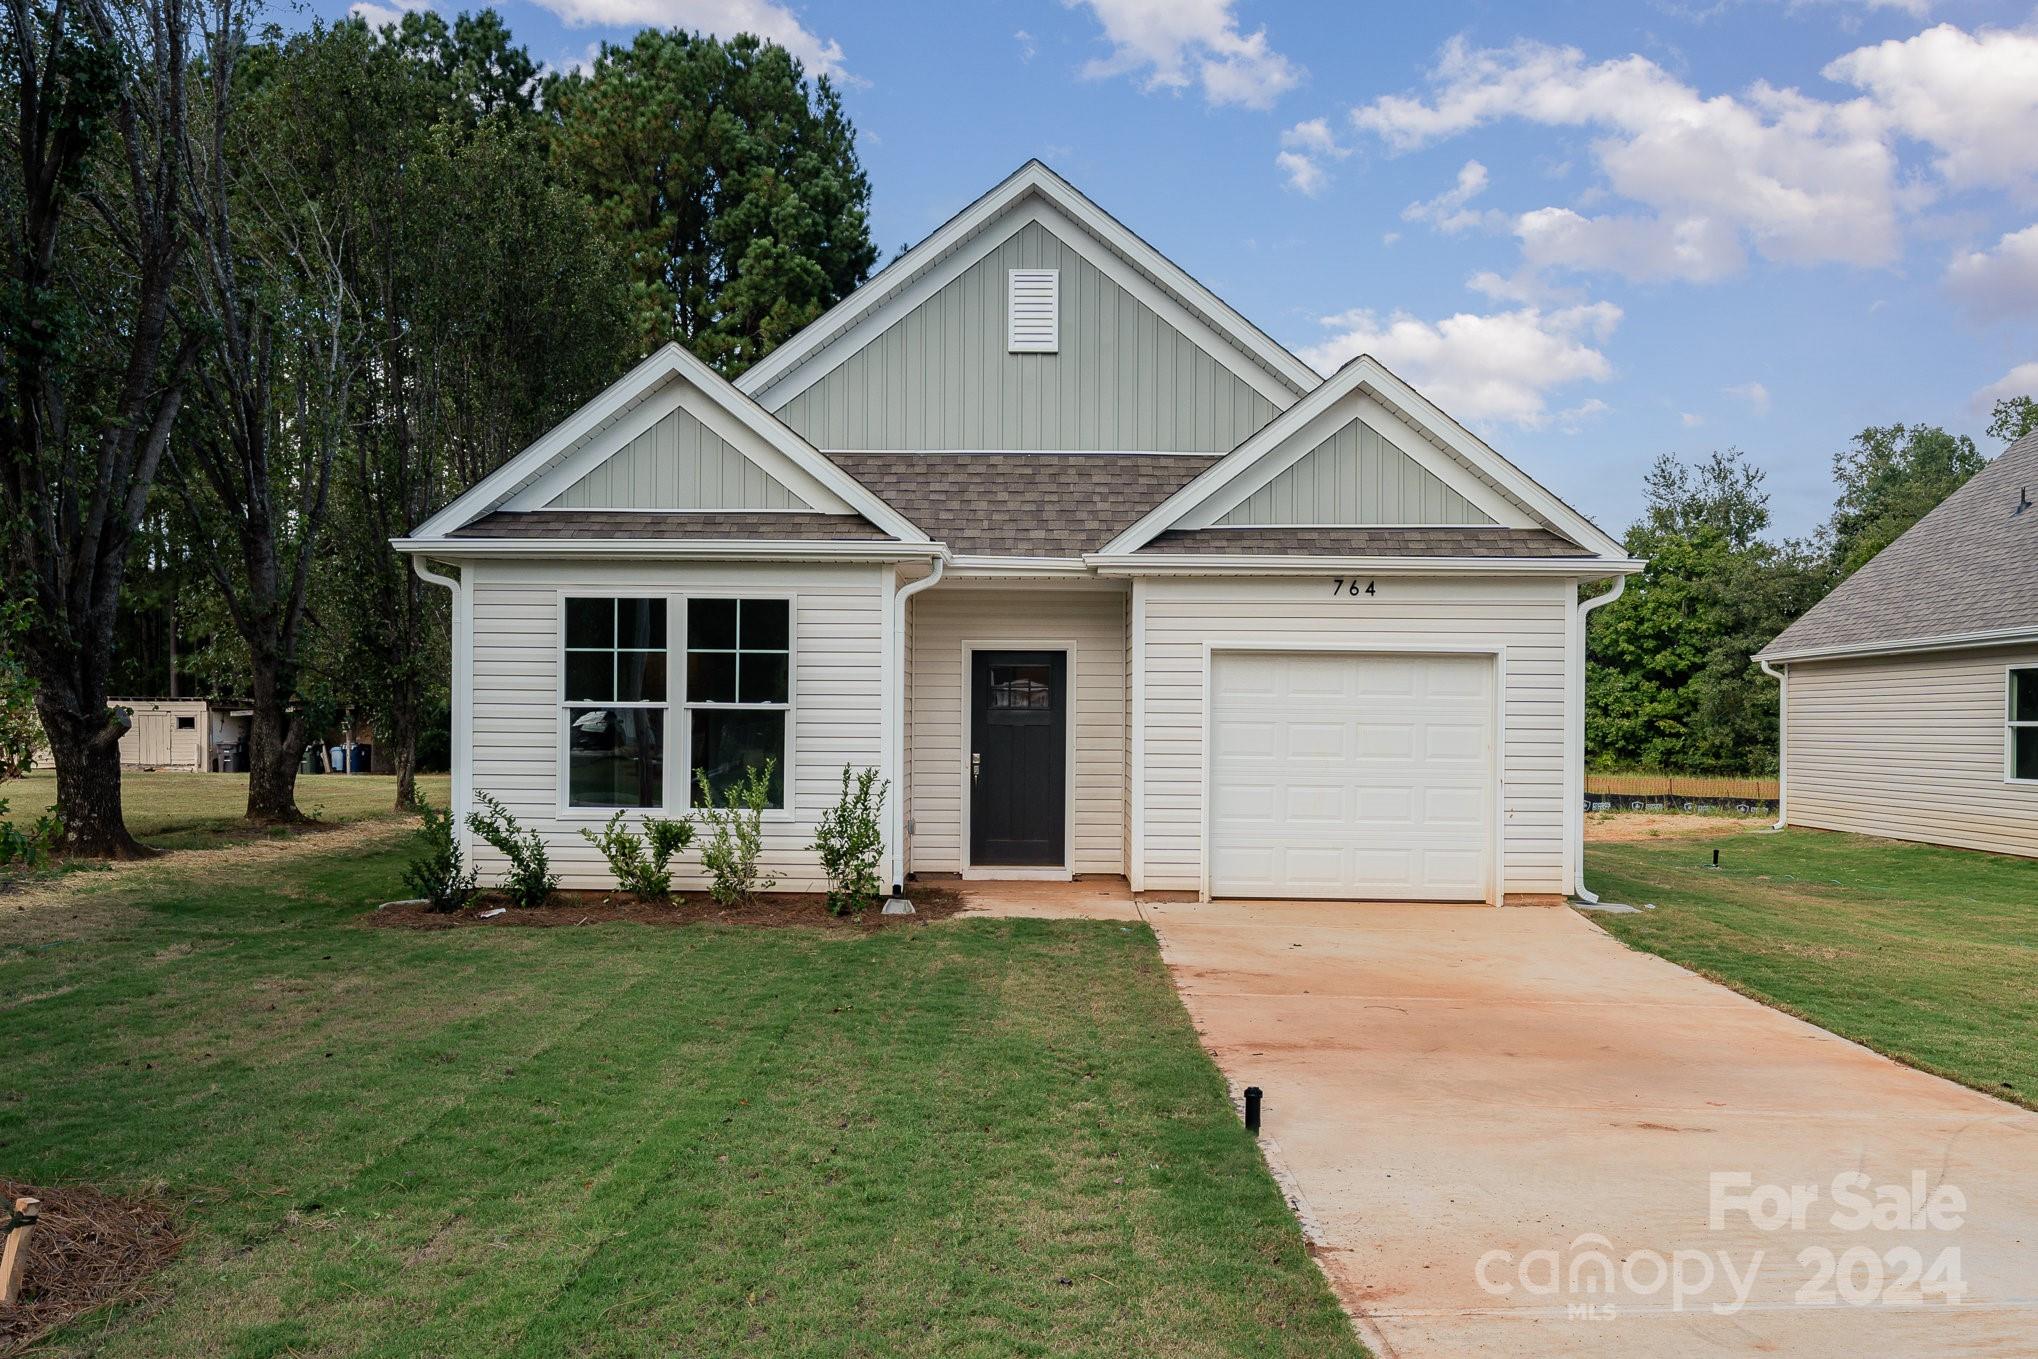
[734,160,1318,408]
[503,378,852,514]
[411,343,928,543]
[1098,356,1626,558]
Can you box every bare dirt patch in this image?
[1585,812,1773,843]
[363,885,967,933]
[0,1180,181,1357]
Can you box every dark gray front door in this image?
[969,650,1067,867]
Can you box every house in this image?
[115,698,250,772]
[394,162,1640,904]
[1755,429,2038,859]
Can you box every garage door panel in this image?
[1210,652,1494,902]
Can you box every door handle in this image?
[971,752,981,785]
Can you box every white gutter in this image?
[1758,658,1788,830]
[1572,575,1626,905]
[1757,623,2038,665]
[392,536,948,563]
[887,555,946,897]
[411,558,471,860]
[1086,553,1646,577]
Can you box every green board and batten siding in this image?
[549,404,805,510]
[1215,417,1495,526]
[768,220,1279,452]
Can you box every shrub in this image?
[465,792,557,908]
[0,798,62,869]
[403,794,476,913]
[694,760,777,907]
[811,764,887,915]
[580,811,696,898]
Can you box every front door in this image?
[969,650,1068,867]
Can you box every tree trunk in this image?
[387,688,419,810]
[36,700,152,859]
[244,661,306,823]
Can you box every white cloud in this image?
[1298,300,1622,427]
[1557,397,1611,431]
[1824,23,2038,192]
[1945,224,2038,320]
[1065,0,1300,110]
[1015,29,1037,62]
[1403,160,1497,234]
[1514,207,1747,282]
[350,0,429,28]
[1681,411,1706,428]
[530,0,850,81]
[1974,360,2038,409]
[1725,380,1773,414]
[1276,117,1348,194]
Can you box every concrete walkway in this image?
[960,884,2038,1358]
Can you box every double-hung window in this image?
[2011,667,2038,783]
[563,597,668,808]
[686,598,790,809]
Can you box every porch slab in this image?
[952,876,1142,921]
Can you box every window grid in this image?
[685,598,791,811]
[561,597,670,811]
[2011,668,2038,783]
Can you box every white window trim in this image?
[2008,665,2038,786]
[552,591,798,822]
[681,592,796,819]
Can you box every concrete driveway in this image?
[1141,898,2038,1358]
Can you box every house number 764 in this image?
[1331,578,1376,597]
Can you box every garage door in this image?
[1209,652,1495,901]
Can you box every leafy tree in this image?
[1987,394,2037,445]
[1826,423,1985,579]
[1587,451,1827,775]
[543,29,876,373]
[380,6,536,118]
[2,0,206,856]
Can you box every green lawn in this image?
[0,830,1361,1358]
[1586,823,2038,1109]
[4,771,450,849]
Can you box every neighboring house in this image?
[395,162,1640,903]
[1756,430,2038,859]
[115,698,250,772]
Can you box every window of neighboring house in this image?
[685,598,790,809]
[562,597,668,808]
[175,715,196,731]
[2011,668,2038,783]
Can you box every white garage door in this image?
[1209,652,1495,901]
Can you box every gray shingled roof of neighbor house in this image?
[825,451,1218,557]
[1139,527,1590,557]
[449,510,891,540]
[1760,430,2038,658]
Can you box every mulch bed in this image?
[0,1181,181,1357]
[364,885,967,933]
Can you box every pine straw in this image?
[0,1181,180,1356]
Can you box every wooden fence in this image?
[1586,772,1779,801]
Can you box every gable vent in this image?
[1007,268,1059,353]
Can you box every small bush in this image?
[0,797,62,869]
[694,761,777,907]
[580,811,696,898]
[403,794,476,912]
[811,764,887,915]
[466,792,557,908]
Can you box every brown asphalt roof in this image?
[1760,430,2038,658]
[825,452,1218,557]
[450,510,890,540]
[1140,527,1590,557]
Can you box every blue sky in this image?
[316,0,2038,541]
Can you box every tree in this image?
[543,29,876,374]
[2,0,200,855]
[1827,423,1985,579]
[1587,451,1827,774]
[379,5,536,119]
[1987,394,2037,445]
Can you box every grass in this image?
[1586,822,2038,1109]
[4,771,450,850]
[0,829,1362,1358]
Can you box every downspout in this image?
[1758,658,1787,830]
[411,557,467,845]
[888,554,946,899]
[1572,574,1626,904]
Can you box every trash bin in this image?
[349,744,372,773]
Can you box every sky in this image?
[307,0,2038,541]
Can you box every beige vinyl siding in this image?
[466,558,887,891]
[1784,645,2038,858]
[905,585,1128,874]
[1136,575,1571,895]
[769,220,1277,453]
[548,404,803,510]
[1215,418,1494,526]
